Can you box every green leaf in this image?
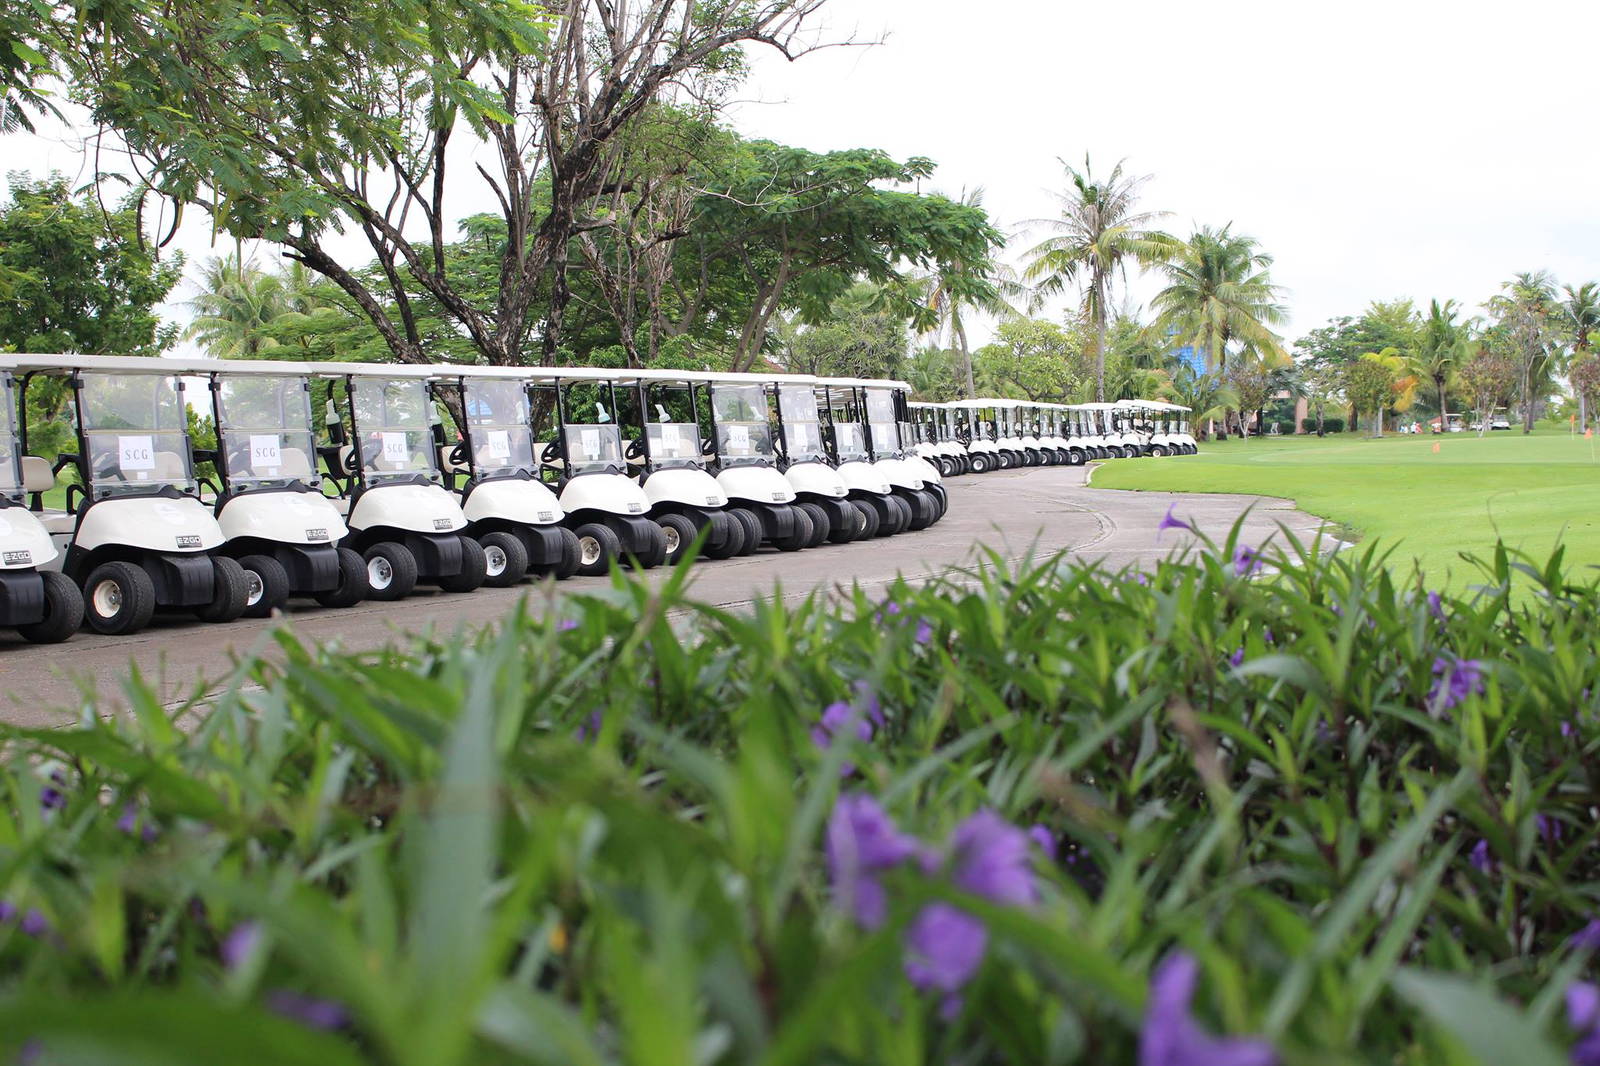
[1390,969,1567,1066]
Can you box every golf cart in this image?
[1005,400,1046,466]
[945,399,1002,473]
[312,363,486,600]
[908,402,969,477]
[704,374,812,552]
[10,354,248,634]
[765,373,860,546]
[432,367,581,584]
[200,360,366,615]
[536,368,666,573]
[0,360,82,642]
[818,381,905,536]
[822,378,943,531]
[613,368,743,562]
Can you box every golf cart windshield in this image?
[865,389,899,459]
[778,384,827,462]
[711,384,773,465]
[78,372,195,496]
[0,376,19,499]
[462,379,537,478]
[564,423,623,475]
[214,374,318,489]
[645,419,703,468]
[351,377,441,484]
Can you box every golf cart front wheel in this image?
[196,556,251,623]
[16,571,83,644]
[314,547,370,608]
[238,553,291,618]
[702,510,743,560]
[656,513,700,565]
[629,521,668,569]
[728,508,763,555]
[364,542,419,601]
[796,502,832,547]
[573,523,622,576]
[773,505,813,552]
[437,536,488,593]
[83,561,156,636]
[479,531,529,588]
[968,453,991,474]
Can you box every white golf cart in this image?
[9,354,248,634]
[944,399,1004,473]
[908,402,969,477]
[822,378,942,531]
[1040,404,1085,465]
[817,381,906,536]
[768,373,867,545]
[199,360,366,615]
[432,367,581,584]
[312,363,486,600]
[704,374,813,552]
[0,360,82,642]
[887,382,948,520]
[613,368,743,563]
[536,368,666,574]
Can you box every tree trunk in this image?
[1437,380,1448,435]
[957,320,975,399]
[1093,309,1107,404]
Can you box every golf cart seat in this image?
[20,456,53,494]
[38,510,75,535]
[274,447,315,479]
[153,451,187,481]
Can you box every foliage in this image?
[1022,156,1177,402]
[1486,272,1561,433]
[971,318,1083,402]
[1158,363,1236,438]
[8,528,1600,1063]
[1150,224,1287,374]
[1299,416,1344,434]
[1456,347,1519,437]
[1409,299,1473,424]
[901,347,965,401]
[1223,355,1272,435]
[776,283,910,380]
[0,0,56,134]
[1342,349,1412,436]
[0,172,182,356]
[1569,357,1600,429]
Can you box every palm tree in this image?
[1487,271,1559,433]
[1560,282,1600,428]
[918,187,1025,399]
[1150,225,1287,435]
[184,253,289,359]
[1021,157,1177,402]
[1409,299,1473,431]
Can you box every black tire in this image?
[196,556,250,623]
[1068,449,1085,466]
[729,508,762,555]
[1150,445,1167,458]
[830,502,863,544]
[877,496,908,537]
[907,489,940,531]
[479,531,529,588]
[82,561,156,636]
[655,513,700,565]
[968,452,991,474]
[438,536,488,593]
[314,547,370,608]
[238,553,291,618]
[551,527,582,579]
[796,501,831,548]
[703,510,743,560]
[851,498,881,540]
[629,520,668,569]
[774,505,813,551]
[574,522,623,577]
[364,541,419,601]
[16,571,83,643]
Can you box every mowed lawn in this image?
[1091,429,1600,586]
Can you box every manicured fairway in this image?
[1091,429,1600,585]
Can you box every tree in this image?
[184,254,291,359]
[0,172,182,356]
[1570,356,1600,431]
[971,318,1083,402]
[1486,271,1560,433]
[902,347,963,402]
[1021,156,1176,402]
[1343,350,1411,437]
[1224,353,1272,436]
[63,0,842,366]
[1,3,57,134]
[1559,282,1600,429]
[1410,299,1472,430]
[914,186,1022,398]
[777,284,909,381]
[1158,364,1235,441]
[1457,346,1517,436]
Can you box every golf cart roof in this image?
[813,376,915,391]
[0,353,235,376]
[300,361,445,380]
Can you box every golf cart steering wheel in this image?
[343,448,360,475]
[624,438,645,460]
[700,436,716,456]
[540,440,561,464]
[447,441,468,466]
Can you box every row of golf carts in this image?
[0,356,953,643]
[907,397,1198,476]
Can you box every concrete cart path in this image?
[0,464,1328,725]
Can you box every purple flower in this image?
[116,803,138,834]
[221,922,261,970]
[0,900,17,923]
[914,620,934,646]
[19,909,48,938]
[40,787,65,813]
[1141,952,1279,1066]
[557,618,579,632]
[141,822,160,843]
[1426,590,1444,621]
[884,600,902,616]
[1571,919,1600,951]
[1029,825,1057,860]
[576,710,603,742]
[1469,839,1493,874]
[1563,718,1578,739]
[812,700,875,776]
[1133,572,1152,586]
[1569,983,1600,1066]
[17,1039,42,1065]
[1231,544,1263,578]
[903,902,987,1010]
[1261,628,1275,646]
[1158,504,1194,537]
[265,990,349,1031]
[949,810,1038,907]
[1227,648,1245,669]
[1538,814,1566,847]
[850,680,885,728]
[826,794,919,929]
[1428,658,1484,711]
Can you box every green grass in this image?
[1092,428,1600,586]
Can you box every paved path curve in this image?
[0,465,1327,725]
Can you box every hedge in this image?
[0,520,1598,1064]
[1301,417,1345,434]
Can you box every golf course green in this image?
[1091,428,1600,586]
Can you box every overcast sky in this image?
[6,0,1598,350]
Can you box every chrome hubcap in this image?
[663,526,681,553]
[367,557,393,590]
[245,571,264,606]
[579,537,602,566]
[91,579,121,617]
[485,545,507,577]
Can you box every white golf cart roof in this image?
[301,361,446,380]
[0,353,236,375]
[813,376,915,391]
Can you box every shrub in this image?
[0,524,1596,1063]
[1301,417,1345,433]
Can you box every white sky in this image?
[6,0,1599,351]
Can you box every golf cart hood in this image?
[783,459,848,499]
[76,494,225,554]
[874,458,926,491]
[834,459,891,495]
[216,490,349,546]
[642,466,728,509]
[559,472,651,517]
[462,477,565,526]
[348,481,467,535]
[0,505,58,569]
[717,464,796,505]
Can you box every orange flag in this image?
[1432,442,1441,454]
[1587,428,1594,440]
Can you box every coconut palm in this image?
[1487,271,1559,432]
[1021,157,1177,403]
[1559,282,1600,427]
[1409,300,1473,431]
[917,187,1025,399]
[184,253,289,359]
[1150,225,1287,373]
